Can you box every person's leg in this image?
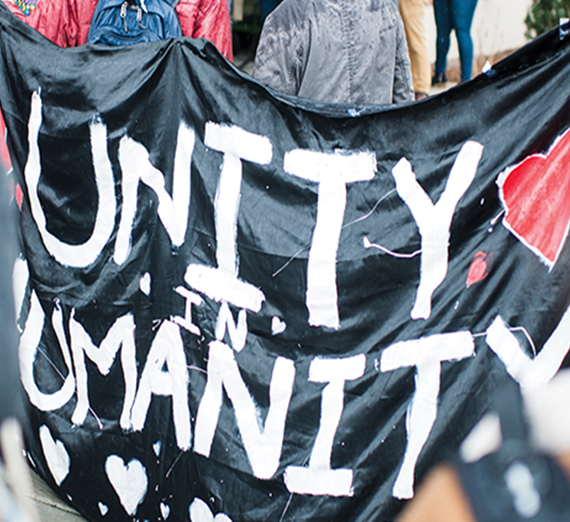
[433,0,453,78]
[451,0,478,82]
[400,0,431,96]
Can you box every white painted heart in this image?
[39,425,70,486]
[105,455,148,516]
[153,441,161,457]
[160,501,170,520]
[98,502,109,516]
[139,272,151,296]
[271,316,286,336]
[189,498,232,522]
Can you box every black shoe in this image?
[432,72,446,85]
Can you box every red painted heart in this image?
[497,127,570,267]
[466,251,493,288]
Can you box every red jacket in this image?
[3,0,233,60]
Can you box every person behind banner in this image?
[399,0,430,100]
[2,0,233,60]
[432,0,478,85]
[252,0,414,105]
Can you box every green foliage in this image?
[525,0,570,39]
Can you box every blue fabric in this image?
[258,0,282,23]
[87,0,182,46]
[433,0,478,82]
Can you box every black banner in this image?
[0,5,569,521]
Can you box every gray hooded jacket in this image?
[252,0,414,106]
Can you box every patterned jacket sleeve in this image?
[251,3,306,97]
[392,13,414,104]
[1,0,96,47]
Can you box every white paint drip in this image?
[12,256,29,329]
[160,501,171,520]
[139,273,151,296]
[153,441,161,457]
[98,502,109,516]
[363,236,421,259]
[271,316,286,336]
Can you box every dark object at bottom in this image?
[432,72,447,85]
[457,380,570,522]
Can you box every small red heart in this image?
[497,127,570,267]
[467,251,493,288]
